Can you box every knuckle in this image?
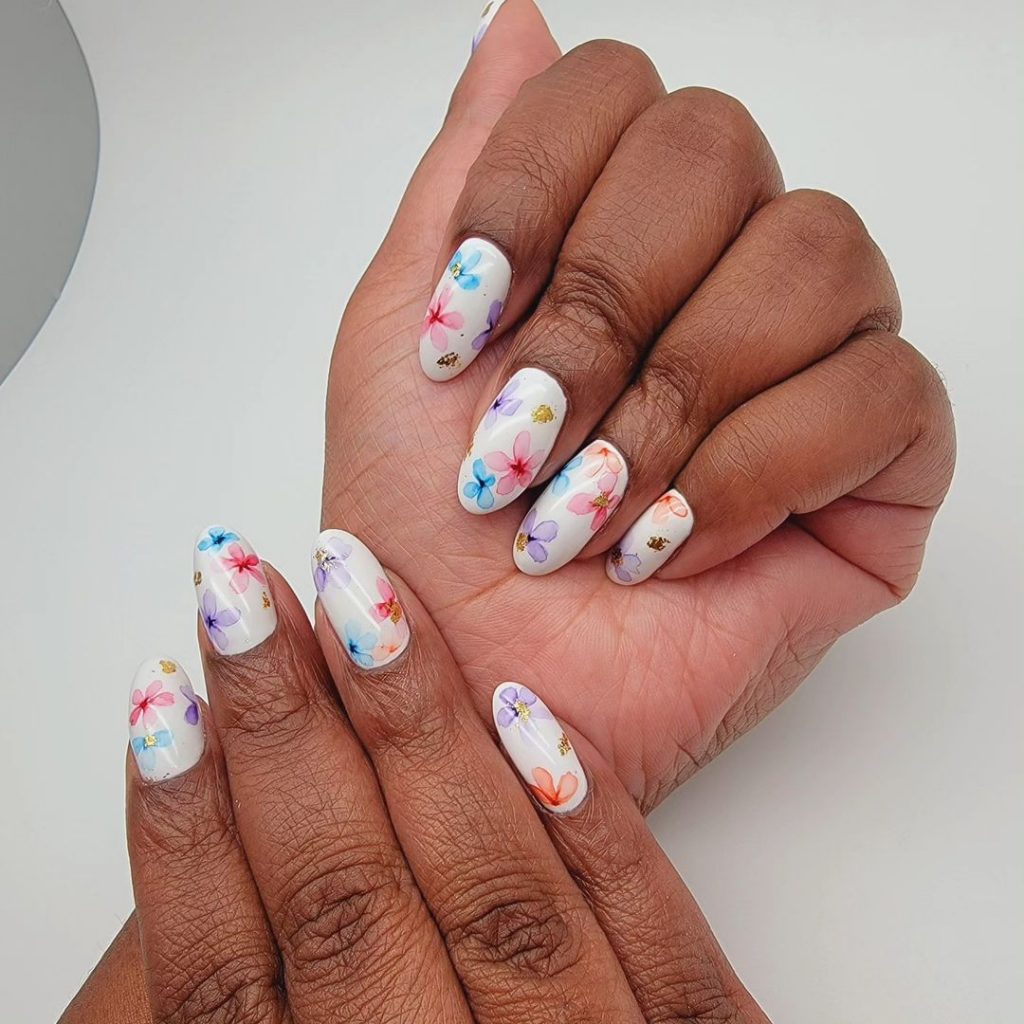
[446,874,584,980]
[648,973,747,1024]
[277,848,410,981]
[569,38,661,96]
[134,776,237,862]
[155,953,280,1024]
[773,188,879,275]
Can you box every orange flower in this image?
[652,492,689,524]
[527,767,579,808]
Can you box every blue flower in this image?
[463,458,497,510]
[551,454,583,496]
[449,248,482,290]
[197,527,238,551]
[131,729,173,772]
[344,620,377,669]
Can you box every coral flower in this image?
[528,767,579,808]
[422,285,465,351]
[652,492,690,524]
[219,543,266,594]
[372,578,404,624]
[567,487,621,531]
[130,681,174,728]
[485,430,545,495]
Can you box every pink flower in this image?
[567,486,621,531]
[129,681,174,728]
[584,444,623,480]
[422,285,465,351]
[372,577,404,624]
[219,543,266,594]
[485,431,545,496]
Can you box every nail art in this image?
[457,368,567,514]
[312,529,410,669]
[512,440,629,576]
[193,526,277,655]
[607,490,694,586]
[492,683,588,814]
[472,0,507,51]
[129,658,205,782]
[419,238,512,381]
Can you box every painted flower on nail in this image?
[130,681,175,728]
[472,300,503,351]
[131,729,173,771]
[313,536,352,592]
[567,487,621,531]
[372,577,405,625]
[528,767,580,809]
[551,454,583,497]
[201,591,242,652]
[653,492,690,524]
[584,444,624,479]
[423,285,465,351]
[373,621,407,663]
[609,546,642,583]
[448,248,483,290]
[515,509,559,563]
[485,430,545,496]
[179,681,200,726]
[464,458,497,510]
[344,620,378,669]
[197,527,238,552]
[495,684,554,728]
[484,377,522,428]
[219,542,266,594]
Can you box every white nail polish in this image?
[606,490,694,586]
[312,530,410,669]
[512,440,629,576]
[419,238,512,381]
[193,526,277,656]
[129,658,205,782]
[492,683,588,815]
[458,368,567,515]
[472,0,507,51]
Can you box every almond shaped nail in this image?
[129,658,205,782]
[607,490,694,585]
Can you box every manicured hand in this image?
[322,0,956,807]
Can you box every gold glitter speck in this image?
[437,352,460,368]
[262,591,271,609]
[557,733,572,756]
[647,536,669,551]
[159,659,177,674]
[513,699,531,721]
[193,571,202,587]
[515,532,528,552]
[593,495,611,508]
[532,404,555,423]
[143,734,158,749]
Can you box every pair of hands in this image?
[64,0,954,1019]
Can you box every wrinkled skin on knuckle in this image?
[565,38,664,105]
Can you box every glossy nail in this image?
[607,489,694,585]
[492,683,588,814]
[458,368,567,514]
[419,238,511,381]
[193,526,277,655]
[512,440,629,576]
[312,529,410,669]
[472,0,507,50]
[129,658,205,782]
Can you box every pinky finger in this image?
[621,330,954,586]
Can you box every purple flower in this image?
[472,300,503,352]
[609,547,642,583]
[179,681,200,726]
[484,373,520,429]
[313,536,353,592]
[496,685,553,728]
[515,509,559,563]
[201,591,241,651]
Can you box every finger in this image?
[652,329,955,580]
[126,658,285,1024]
[419,40,666,381]
[312,528,646,1024]
[195,528,470,1023]
[495,705,769,1023]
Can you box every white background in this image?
[1,1,1021,1020]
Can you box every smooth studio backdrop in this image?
[1,2,1021,1020]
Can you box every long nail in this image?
[492,683,588,814]
[312,530,410,669]
[458,368,567,514]
[512,440,629,576]
[193,526,277,655]
[471,0,507,51]
[129,658,205,782]
[607,490,694,585]
[419,238,511,381]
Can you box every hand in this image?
[323,2,955,807]
[122,536,769,1022]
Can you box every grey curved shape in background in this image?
[0,0,99,384]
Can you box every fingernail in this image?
[492,683,588,814]
[193,526,277,655]
[607,490,694,585]
[512,440,629,576]
[419,238,511,381]
[471,0,507,51]
[458,368,566,514]
[312,530,410,669]
[129,658,205,782]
